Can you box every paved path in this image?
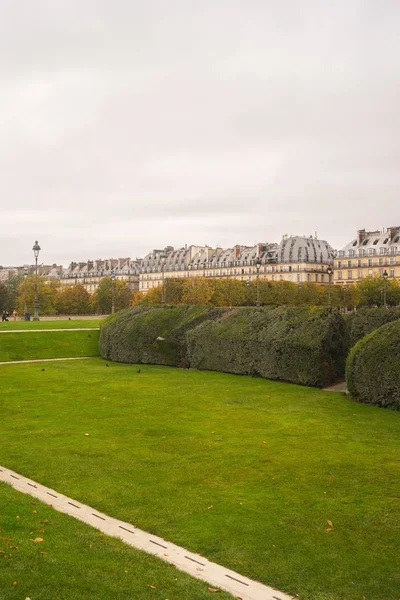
[0,356,94,365]
[0,328,99,333]
[0,465,293,600]
[324,381,348,393]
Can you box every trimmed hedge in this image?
[186,306,346,387]
[99,305,226,366]
[346,320,400,408]
[345,306,400,348]
[100,305,347,387]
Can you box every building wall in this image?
[334,227,400,284]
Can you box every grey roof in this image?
[277,236,335,264]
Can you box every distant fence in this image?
[16,314,105,322]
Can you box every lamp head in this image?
[32,240,41,259]
[383,270,388,279]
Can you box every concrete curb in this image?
[0,356,94,365]
[0,465,293,600]
[0,328,99,333]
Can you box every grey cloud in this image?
[1,0,399,266]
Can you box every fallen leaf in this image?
[41,520,49,524]
[327,520,334,528]
[85,433,89,436]
[207,505,213,510]
[208,587,219,593]
[32,537,44,543]
[12,581,17,586]
[149,585,156,589]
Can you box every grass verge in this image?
[0,319,101,330]
[0,331,99,362]
[0,482,233,600]
[0,359,398,599]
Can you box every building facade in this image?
[334,226,400,284]
[60,258,141,293]
[139,235,335,293]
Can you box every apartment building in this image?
[334,226,400,284]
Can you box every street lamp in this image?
[32,241,41,321]
[255,257,262,307]
[111,269,115,314]
[327,265,333,309]
[160,254,167,304]
[383,270,388,308]
[342,284,347,312]
[23,269,28,318]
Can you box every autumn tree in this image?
[181,278,214,304]
[15,276,59,315]
[91,277,132,313]
[210,279,248,307]
[55,285,92,314]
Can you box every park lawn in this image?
[0,359,399,600]
[0,330,100,362]
[0,319,101,330]
[0,483,233,600]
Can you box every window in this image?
[338,261,342,268]
[307,274,311,282]
[390,269,395,277]
[337,271,343,280]
[347,271,352,280]
[348,260,352,268]
[358,270,363,279]
[358,259,361,267]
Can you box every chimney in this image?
[387,226,400,242]
[357,229,367,245]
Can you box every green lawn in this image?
[0,483,233,600]
[0,319,101,330]
[0,330,99,362]
[0,359,399,600]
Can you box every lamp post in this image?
[160,254,167,304]
[255,257,262,307]
[32,241,41,321]
[111,269,115,314]
[383,269,388,308]
[327,265,333,309]
[342,285,347,313]
[23,269,28,317]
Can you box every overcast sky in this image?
[1,1,399,266]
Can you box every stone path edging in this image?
[0,328,99,333]
[0,465,293,600]
[0,356,94,365]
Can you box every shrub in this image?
[99,305,225,366]
[346,320,400,408]
[345,306,400,348]
[186,307,346,387]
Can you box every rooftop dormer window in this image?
[373,239,379,245]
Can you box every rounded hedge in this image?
[99,305,226,366]
[346,319,400,408]
[100,305,347,387]
[186,306,346,387]
[344,306,400,349]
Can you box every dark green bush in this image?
[345,306,400,349]
[100,305,347,387]
[186,306,346,387]
[346,320,400,408]
[99,305,225,366]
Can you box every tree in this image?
[92,277,132,313]
[181,278,214,304]
[15,276,59,315]
[55,285,92,314]
[210,279,248,307]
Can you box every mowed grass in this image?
[0,319,101,330]
[0,483,233,600]
[0,360,399,600]
[0,330,99,362]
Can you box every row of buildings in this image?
[2,226,399,294]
